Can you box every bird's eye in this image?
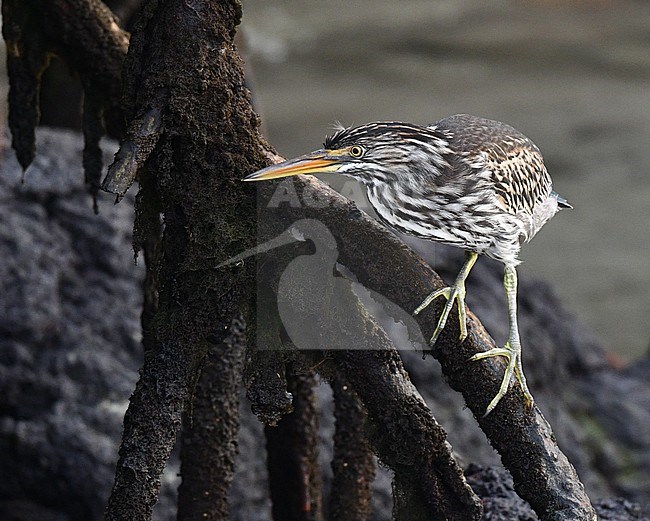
[349,145,364,158]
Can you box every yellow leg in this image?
[414,251,478,345]
[469,265,534,416]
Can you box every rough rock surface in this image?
[466,465,649,521]
[0,128,648,520]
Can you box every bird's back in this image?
[419,115,559,263]
[432,114,553,218]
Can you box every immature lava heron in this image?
[244,114,571,415]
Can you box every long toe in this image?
[414,287,450,315]
[432,292,457,339]
[417,253,477,346]
[468,344,517,415]
[468,347,511,361]
[416,280,471,346]
[470,343,533,415]
[456,293,469,341]
[414,286,455,345]
[483,352,517,416]
[514,361,534,412]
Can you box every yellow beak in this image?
[242,150,341,181]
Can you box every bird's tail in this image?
[552,191,572,209]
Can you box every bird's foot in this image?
[469,339,533,416]
[414,281,468,345]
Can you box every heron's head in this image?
[243,122,451,186]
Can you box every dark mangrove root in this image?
[103,0,266,519]
[323,330,482,520]
[244,257,295,426]
[134,165,163,355]
[265,366,323,521]
[246,348,294,426]
[102,106,163,200]
[329,375,375,521]
[264,175,596,521]
[81,86,105,212]
[177,315,246,521]
[1,0,128,179]
[251,233,482,521]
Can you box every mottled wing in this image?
[435,114,553,215]
[483,138,551,216]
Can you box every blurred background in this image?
[240,0,650,361]
[1,0,647,361]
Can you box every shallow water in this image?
[243,0,650,361]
